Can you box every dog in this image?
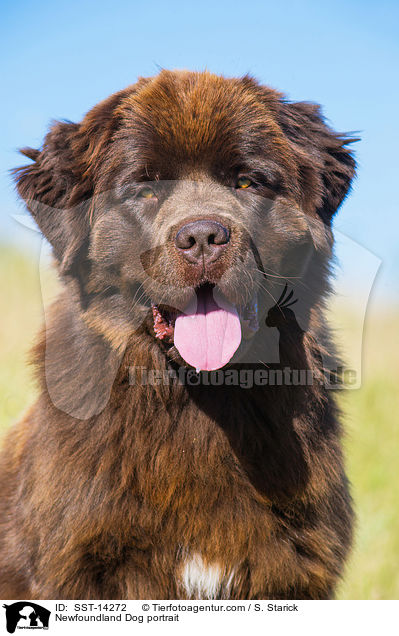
[0,70,356,599]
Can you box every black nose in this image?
[175,220,230,265]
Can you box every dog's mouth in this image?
[151,283,259,371]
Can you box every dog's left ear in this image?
[278,100,358,222]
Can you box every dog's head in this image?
[15,70,356,370]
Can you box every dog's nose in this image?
[175,220,230,265]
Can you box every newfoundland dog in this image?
[0,70,356,599]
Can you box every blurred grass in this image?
[0,245,398,599]
[335,305,399,599]
[0,244,58,428]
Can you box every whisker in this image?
[255,279,281,309]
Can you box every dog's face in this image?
[16,70,355,370]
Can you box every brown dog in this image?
[0,70,356,599]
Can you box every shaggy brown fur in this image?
[0,70,356,599]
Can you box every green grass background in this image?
[1,245,398,599]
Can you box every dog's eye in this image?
[236,177,253,189]
[137,186,156,199]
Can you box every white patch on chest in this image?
[180,553,235,599]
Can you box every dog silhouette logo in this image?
[3,602,50,633]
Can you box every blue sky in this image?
[1,0,398,303]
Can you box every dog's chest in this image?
[178,552,236,599]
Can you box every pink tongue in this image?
[174,287,242,371]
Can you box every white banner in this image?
[1,600,397,635]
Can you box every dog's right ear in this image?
[15,121,89,275]
[13,89,131,275]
